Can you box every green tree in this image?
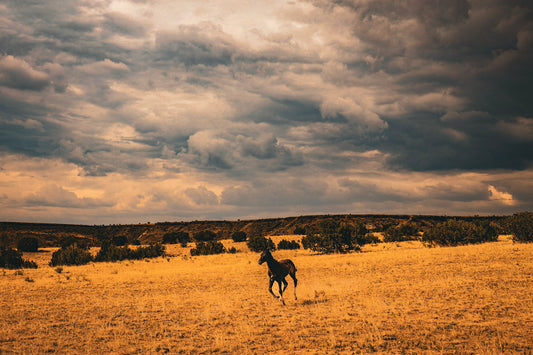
[422,219,498,246]
[247,235,275,252]
[1,247,38,269]
[383,223,419,242]
[193,230,217,242]
[301,220,368,253]
[190,241,226,256]
[231,231,247,242]
[504,212,533,243]
[277,239,300,250]
[162,232,179,244]
[50,244,93,266]
[17,237,39,252]
[111,235,128,246]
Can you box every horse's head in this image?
[258,249,271,265]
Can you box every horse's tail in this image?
[289,260,297,274]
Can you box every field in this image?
[1,236,532,354]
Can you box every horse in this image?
[258,249,297,305]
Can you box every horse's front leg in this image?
[268,278,278,298]
[281,278,288,293]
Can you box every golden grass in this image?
[1,237,532,354]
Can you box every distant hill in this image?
[0,214,505,248]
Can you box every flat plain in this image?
[1,236,532,354]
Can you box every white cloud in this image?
[488,185,515,206]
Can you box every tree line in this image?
[2,212,532,269]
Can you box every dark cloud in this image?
[0,55,50,91]
[327,0,533,171]
[220,178,328,208]
[154,24,236,67]
[103,12,148,37]
[0,0,532,222]
[180,130,303,172]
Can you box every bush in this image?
[111,235,128,246]
[95,242,165,262]
[177,232,191,247]
[247,235,276,252]
[277,239,300,250]
[301,220,368,253]
[293,227,307,235]
[231,231,247,242]
[383,223,419,243]
[193,230,217,242]
[17,237,39,252]
[0,247,38,269]
[130,244,165,259]
[162,232,178,244]
[163,231,191,246]
[362,234,381,244]
[190,241,226,256]
[504,212,533,242]
[95,242,130,262]
[422,219,498,246]
[60,236,90,249]
[50,244,93,266]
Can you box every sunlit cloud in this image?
[488,185,515,206]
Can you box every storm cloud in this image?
[0,0,532,223]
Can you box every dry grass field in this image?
[1,236,532,354]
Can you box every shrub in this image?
[247,235,276,252]
[362,234,382,244]
[504,212,533,242]
[162,232,178,244]
[383,223,419,243]
[190,241,226,256]
[422,219,498,246]
[193,230,217,242]
[17,237,39,252]
[277,239,300,250]
[60,236,90,249]
[301,220,368,253]
[293,227,307,235]
[50,244,93,266]
[177,232,191,247]
[130,244,165,259]
[95,242,130,262]
[111,235,128,246]
[231,231,247,242]
[163,231,191,246]
[95,242,165,262]
[0,247,38,269]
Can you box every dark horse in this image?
[258,249,297,305]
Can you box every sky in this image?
[1,0,532,224]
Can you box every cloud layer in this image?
[1,0,532,223]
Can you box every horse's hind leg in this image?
[291,273,298,300]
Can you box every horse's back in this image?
[279,259,297,273]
